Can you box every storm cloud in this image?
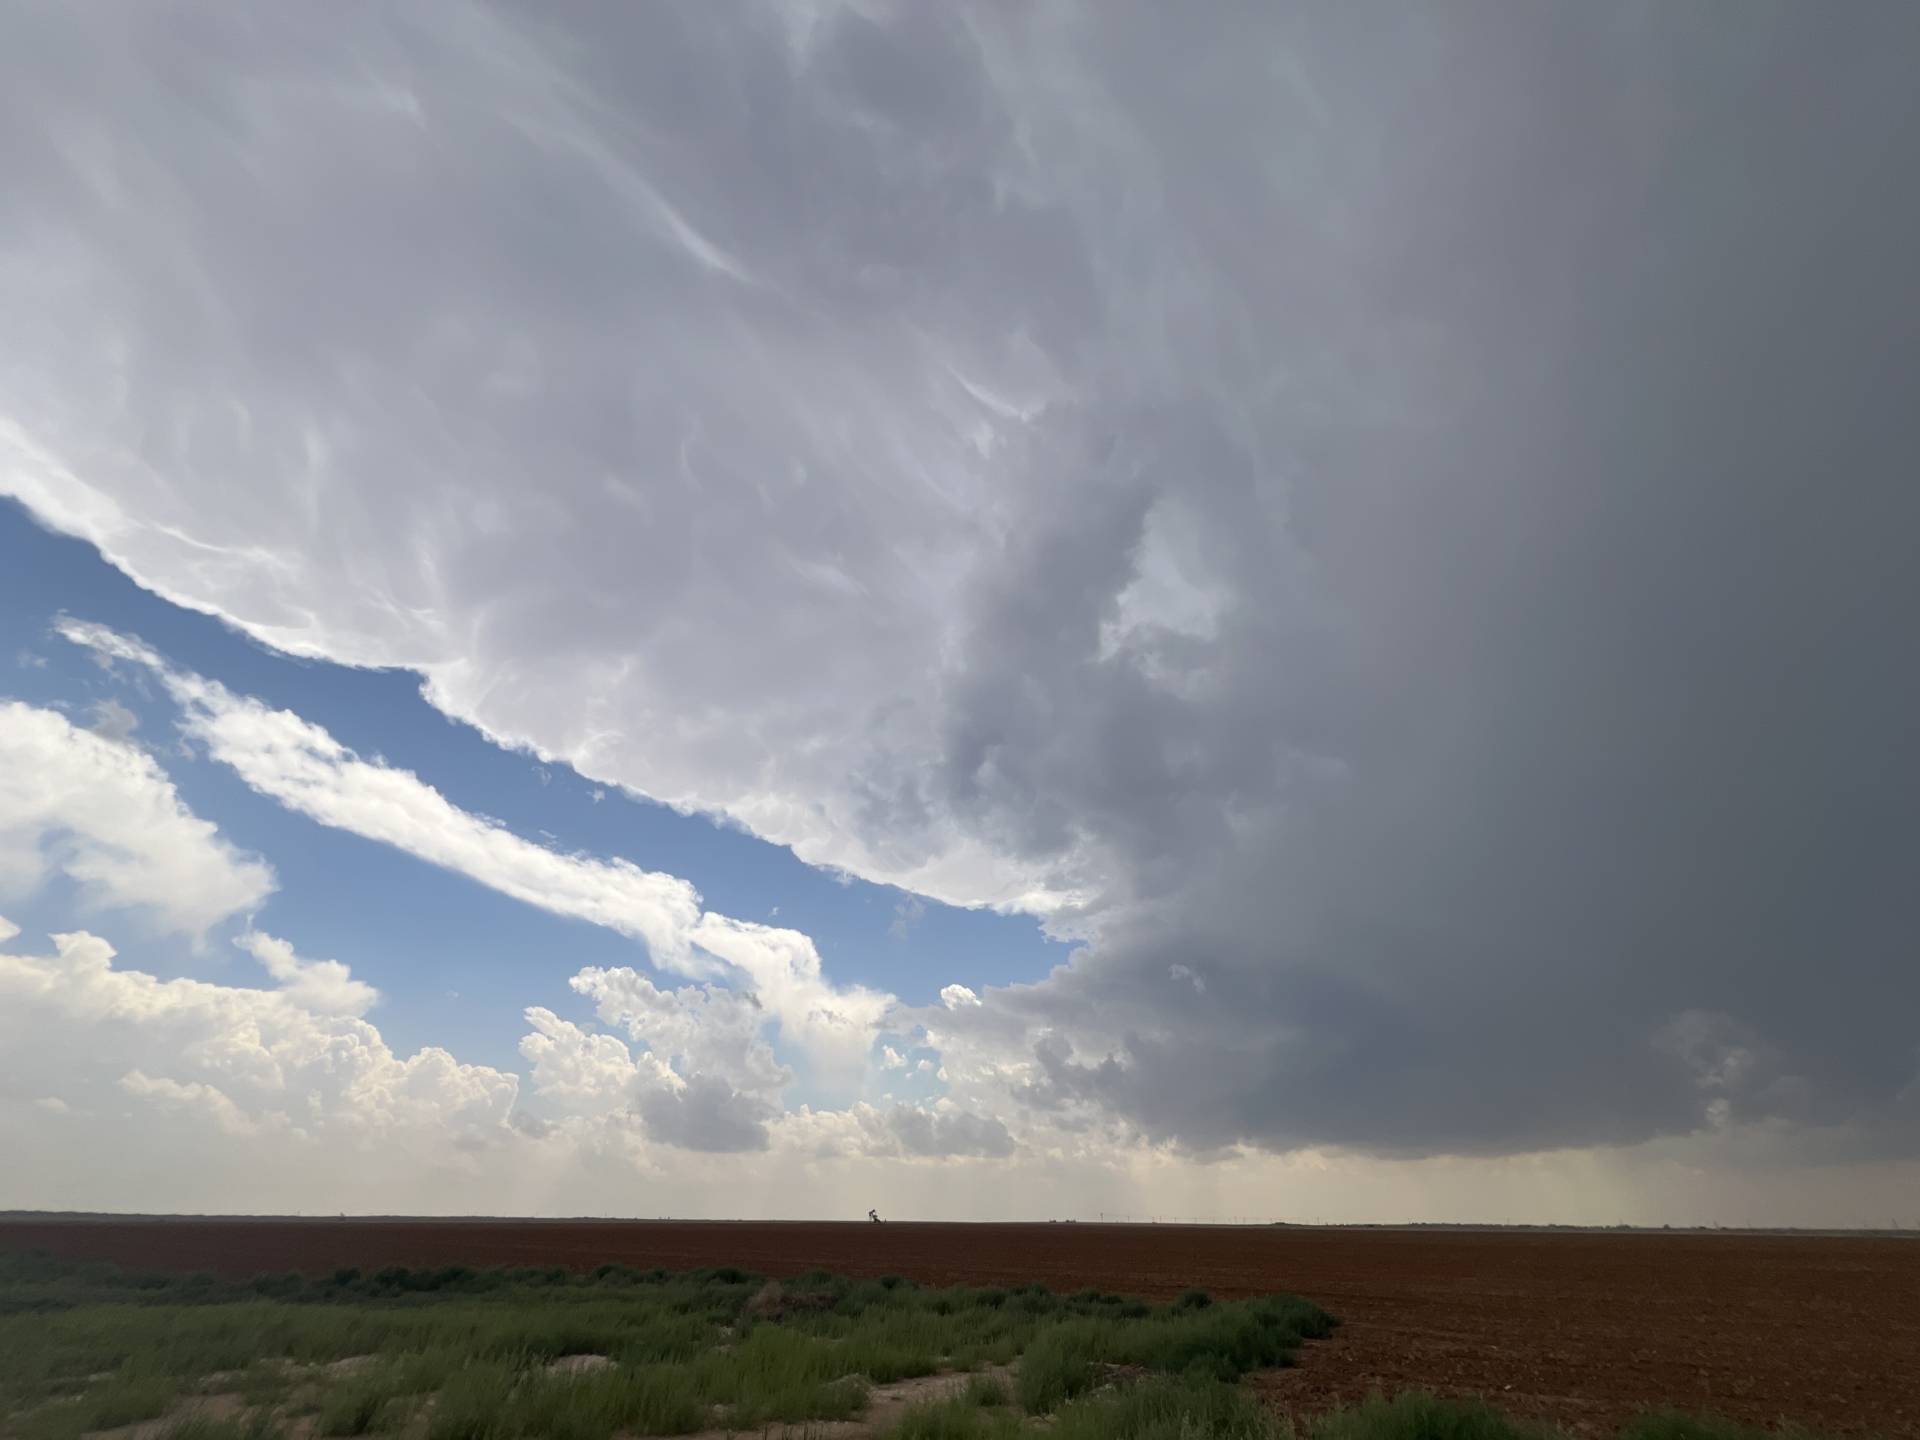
[3,0,1917,1167]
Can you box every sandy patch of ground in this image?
[661,1364,1017,1440]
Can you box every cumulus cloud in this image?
[0,920,515,1137]
[519,1007,642,1113]
[120,1071,258,1137]
[568,967,786,1098]
[888,1103,1015,1160]
[0,910,1027,1196]
[518,1005,777,1154]
[775,1100,1017,1162]
[639,1075,780,1155]
[683,914,890,1088]
[0,700,274,935]
[236,931,379,1018]
[558,966,793,1152]
[5,0,1919,1182]
[3,920,1914,1223]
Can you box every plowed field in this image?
[5,1218,1914,1436]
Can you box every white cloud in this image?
[520,1007,642,1111]
[772,1100,1017,1162]
[0,912,1035,1197]
[520,1004,777,1154]
[236,931,380,1018]
[121,1071,258,1136]
[6,920,1917,1226]
[84,697,140,743]
[568,966,789,1107]
[940,984,982,1010]
[0,919,515,1138]
[60,618,701,964]
[881,1045,906,1070]
[58,621,893,1084]
[684,914,891,1088]
[0,699,275,936]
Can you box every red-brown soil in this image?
[5,1218,1915,1437]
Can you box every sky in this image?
[1,1,1917,1226]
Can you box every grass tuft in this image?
[887,1395,1028,1440]
[1052,1376,1277,1440]
[1309,1393,1549,1440]
[314,1371,398,1436]
[14,1369,180,1440]
[964,1372,1011,1408]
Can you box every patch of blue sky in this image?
[1,499,1069,1091]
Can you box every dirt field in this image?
[5,1217,1916,1437]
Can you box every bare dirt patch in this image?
[668,1366,1016,1440]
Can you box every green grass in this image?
[1616,1414,1825,1440]
[887,1396,1029,1440]
[0,1251,1332,1440]
[313,1370,402,1436]
[1302,1395,1833,1440]
[1013,1295,1334,1413]
[1052,1376,1278,1440]
[423,1361,517,1440]
[0,1252,1338,1440]
[1308,1393,1552,1440]
[11,1368,180,1440]
[963,1373,1010,1408]
[0,1250,1852,1440]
